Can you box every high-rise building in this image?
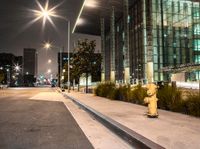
[23,48,38,76]
[23,48,38,86]
[73,0,200,83]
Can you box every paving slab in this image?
[64,91,200,149]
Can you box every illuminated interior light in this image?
[77,18,85,25]
[164,20,167,26]
[85,0,98,8]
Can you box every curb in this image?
[61,92,165,149]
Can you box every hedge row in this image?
[94,82,200,117]
[95,82,147,104]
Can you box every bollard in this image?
[144,83,158,118]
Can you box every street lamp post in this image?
[44,43,62,88]
[67,21,70,93]
[6,69,10,87]
[34,1,71,92]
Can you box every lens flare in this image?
[24,0,64,32]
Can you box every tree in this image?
[70,52,84,91]
[63,54,82,91]
[72,39,102,93]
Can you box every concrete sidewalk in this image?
[63,91,200,149]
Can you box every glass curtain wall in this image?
[159,0,200,81]
[115,21,124,82]
[105,33,111,81]
[129,0,145,83]
[149,0,200,81]
[191,0,200,80]
[109,0,200,83]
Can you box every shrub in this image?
[112,85,131,101]
[183,93,200,117]
[95,83,132,101]
[95,83,147,103]
[94,82,116,98]
[157,85,182,112]
[130,85,147,105]
[95,82,200,117]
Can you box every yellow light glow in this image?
[14,65,20,71]
[85,0,98,8]
[77,18,85,25]
[47,69,51,73]
[33,0,61,29]
[15,66,20,71]
[48,59,52,63]
[44,42,51,49]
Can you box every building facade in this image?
[23,48,38,76]
[109,0,200,83]
[57,52,70,86]
[74,0,200,83]
[130,0,200,82]
[23,48,38,86]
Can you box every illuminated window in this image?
[193,7,199,18]
[194,55,200,64]
[122,32,125,41]
[128,15,130,23]
[193,40,200,51]
[195,71,200,80]
[194,24,200,35]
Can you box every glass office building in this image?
[74,0,200,83]
[113,0,200,83]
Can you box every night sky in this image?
[0,0,101,78]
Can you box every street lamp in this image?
[45,43,51,49]
[47,69,51,74]
[44,42,62,87]
[48,59,52,64]
[34,1,71,92]
[6,68,10,87]
[14,65,20,72]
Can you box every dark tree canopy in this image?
[63,39,102,92]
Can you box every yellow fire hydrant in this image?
[144,83,158,118]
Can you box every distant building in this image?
[0,53,23,86]
[57,52,71,87]
[23,48,38,76]
[23,48,38,86]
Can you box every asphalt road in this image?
[0,88,93,149]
